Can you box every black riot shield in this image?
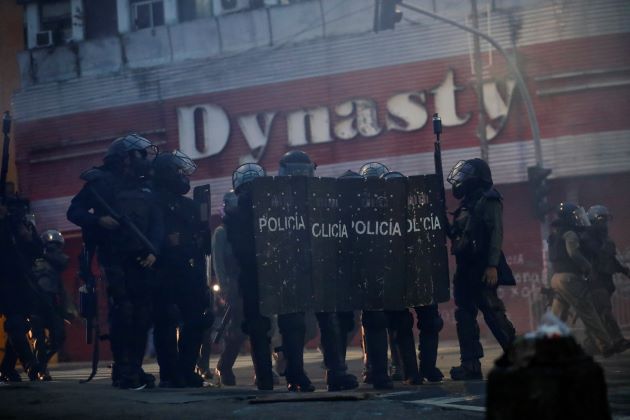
[252,176,313,316]
[348,177,407,311]
[307,177,351,312]
[405,175,450,306]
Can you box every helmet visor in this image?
[172,150,197,176]
[278,162,314,177]
[447,160,476,186]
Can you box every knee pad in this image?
[277,313,305,335]
[361,311,388,330]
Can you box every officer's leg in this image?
[362,310,393,389]
[103,264,129,386]
[3,315,42,380]
[130,295,154,388]
[216,309,247,386]
[315,312,358,391]
[153,303,182,387]
[178,298,211,387]
[337,311,355,361]
[387,327,403,381]
[479,287,516,352]
[451,282,484,380]
[29,314,52,380]
[278,312,314,392]
[0,338,21,381]
[242,313,274,390]
[415,304,444,382]
[551,274,615,353]
[387,310,421,385]
[592,288,627,348]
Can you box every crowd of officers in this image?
[0,133,628,390]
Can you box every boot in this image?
[250,336,274,390]
[418,332,443,383]
[450,360,482,381]
[282,331,314,392]
[318,313,358,392]
[364,328,393,390]
[396,328,422,385]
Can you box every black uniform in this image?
[224,188,275,390]
[447,159,515,380]
[67,168,163,389]
[0,198,44,381]
[153,189,212,387]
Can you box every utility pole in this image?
[470,0,489,162]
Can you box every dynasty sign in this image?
[252,175,450,316]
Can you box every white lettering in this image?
[287,107,332,146]
[431,69,470,127]
[177,104,230,160]
[386,92,428,132]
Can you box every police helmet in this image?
[338,170,362,179]
[105,133,158,161]
[359,162,389,178]
[380,171,405,180]
[587,205,612,224]
[278,150,316,177]
[232,163,266,192]
[41,229,64,246]
[447,158,493,188]
[557,202,590,228]
[153,150,197,177]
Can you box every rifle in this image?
[1,111,11,201]
[78,241,101,383]
[213,304,232,344]
[88,186,158,256]
[432,113,451,238]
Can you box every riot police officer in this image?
[548,203,616,356]
[152,150,212,387]
[278,150,357,392]
[446,158,516,380]
[582,205,630,354]
[67,134,163,390]
[29,229,76,380]
[381,170,444,383]
[0,193,45,381]
[224,163,275,390]
[357,162,395,389]
[211,190,248,386]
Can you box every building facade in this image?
[10,0,630,360]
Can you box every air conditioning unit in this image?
[35,30,53,48]
[213,0,250,16]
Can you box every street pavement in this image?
[1,341,629,419]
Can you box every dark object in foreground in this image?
[487,335,610,420]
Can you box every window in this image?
[131,0,165,30]
[40,1,72,45]
[85,0,118,39]
[178,0,212,22]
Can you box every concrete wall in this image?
[16,0,483,87]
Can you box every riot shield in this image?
[251,176,313,316]
[307,177,351,312]
[348,177,407,311]
[404,175,450,306]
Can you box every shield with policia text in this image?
[251,176,313,316]
[251,175,450,316]
[404,175,450,306]
[348,177,408,310]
